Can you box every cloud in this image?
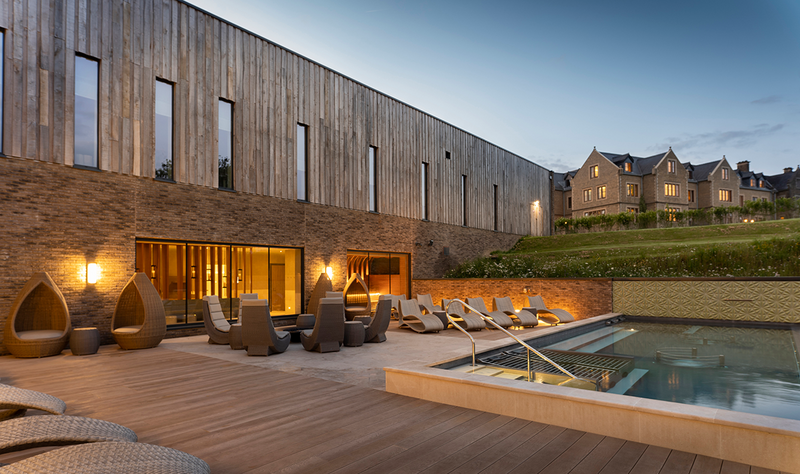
[649,124,785,153]
[527,155,581,173]
[751,95,782,105]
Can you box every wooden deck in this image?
[0,345,781,474]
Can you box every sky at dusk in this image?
[188,0,800,176]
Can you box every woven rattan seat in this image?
[0,415,137,455]
[3,272,71,358]
[0,441,210,473]
[0,384,66,422]
[111,273,167,350]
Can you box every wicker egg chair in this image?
[3,272,71,358]
[111,273,166,350]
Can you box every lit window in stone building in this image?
[583,188,592,202]
[722,168,730,180]
[665,183,679,197]
[589,165,599,178]
[719,189,732,202]
[627,183,639,197]
[624,163,632,172]
[668,160,676,173]
[597,185,606,199]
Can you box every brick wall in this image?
[412,278,613,321]
[0,157,523,353]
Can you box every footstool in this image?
[229,324,244,350]
[343,321,365,347]
[70,327,100,356]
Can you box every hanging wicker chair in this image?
[3,272,71,358]
[111,273,166,350]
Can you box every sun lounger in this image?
[0,383,66,422]
[441,299,485,331]
[0,415,137,455]
[0,441,210,473]
[241,299,290,356]
[416,294,441,314]
[301,297,345,352]
[465,298,514,328]
[493,296,539,327]
[526,295,576,324]
[398,299,444,333]
[364,295,392,343]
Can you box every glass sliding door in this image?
[346,250,410,309]
[135,239,303,327]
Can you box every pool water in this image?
[542,321,800,420]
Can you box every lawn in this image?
[446,219,800,278]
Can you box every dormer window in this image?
[624,163,632,172]
[722,168,729,180]
[668,160,676,173]
[759,180,764,188]
[750,178,755,187]
[589,165,599,178]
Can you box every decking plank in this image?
[598,440,649,474]
[659,450,696,474]
[629,445,671,474]
[689,455,722,474]
[507,428,585,474]
[720,460,751,474]
[569,436,627,474]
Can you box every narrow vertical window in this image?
[461,175,467,226]
[493,184,498,231]
[421,162,429,220]
[369,146,377,212]
[74,55,99,168]
[297,124,308,201]
[218,100,233,190]
[155,80,173,180]
[0,31,4,155]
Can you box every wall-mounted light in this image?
[206,265,212,282]
[533,200,540,209]
[237,268,243,283]
[150,264,157,279]
[87,263,101,284]
[191,265,197,279]
[325,266,334,281]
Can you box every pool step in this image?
[607,368,649,395]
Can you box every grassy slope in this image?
[447,219,800,278]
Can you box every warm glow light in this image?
[533,200,540,208]
[87,263,101,284]
[325,266,333,280]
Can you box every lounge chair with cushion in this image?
[202,295,230,345]
[465,298,514,328]
[111,273,167,350]
[0,383,66,422]
[3,272,71,358]
[441,299,485,331]
[493,296,539,327]
[235,293,259,321]
[241,299,290,356]
[363,295,392,343]
[343,273,371,320]
[398,299,444,333]
[301,297,345,353]
[0,415,138,455]
[526,295,576,324]
[416,294,441,314]
[0,441,210,473]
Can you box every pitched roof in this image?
[764,170,796,191]
[597,151,668,176]
[689,160,721,182]
[553,170,579,191]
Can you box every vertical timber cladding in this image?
[0,0,550,234]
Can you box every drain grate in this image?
[479,348,635,392]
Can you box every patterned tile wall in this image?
[613,280,800,323]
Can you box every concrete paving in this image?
[162,321,555,390]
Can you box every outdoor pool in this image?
[477,319,800,420]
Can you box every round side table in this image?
[343,321,365,347]
[70,327,100,356]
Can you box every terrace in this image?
[0,320,774,473]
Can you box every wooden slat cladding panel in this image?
[4,0,550,235]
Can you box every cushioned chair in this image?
[465,297,514,328]
[3,272,71,358]
[343,274,371,321]
[202,295,230,345]
[364,295,392,343]
[111,273,167,350]
[241,299,290,356]
[398,299,444,333]
[235,293,259,321]
[493,296,539,327]
[301,297,345,353]
[526,295,576,324]
[441,299,485,331]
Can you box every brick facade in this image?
[0,157,523,353]
[411,278,613,321]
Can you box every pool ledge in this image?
[384,315,800,473]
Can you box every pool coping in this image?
[384,313,800,472]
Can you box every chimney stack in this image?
[736,161,750,172]
[785,167,793,174]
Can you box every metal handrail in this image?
[443,299,599,390]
